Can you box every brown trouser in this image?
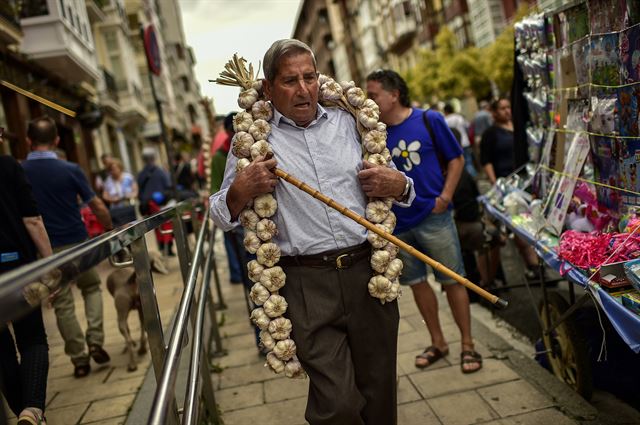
[280,245,399,425]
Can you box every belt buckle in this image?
[336,253,349,269]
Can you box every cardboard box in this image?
[595,260,632,289]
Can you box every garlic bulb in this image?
[384,258,404,280]
[256,218,278,241]
[260,266,286,292]
[273,338,297,361]
[385,280,401,303]
[239,209,260,231]
[243,231,261,254]
[250,307,271,330]
[363,129,387,154]
[376,122,387,133]
[383,197,394,208]
[250,282,271,306]
[238,88,259,109]
[318,74,331,86]
[259,329,276,351]
[365,200,390,223]
[382,211,396,230]
[232,131,254,158]
[23,282,49,307]
[253,194,277,218]
[384,242,400,260]
[340,80,355,91]
[263,294,288,318]
[250,140,273,160]
[366,153,388,166]
[256,242,281,267]
[236,158,251,172]
[368,275,392,300]
[370,249,391,273]
[265,352,285,374]
[233,111,253,132]
[380,148,392,163]
[252,100,273,121]
[252,79,263,93]
[346,87,366,108]
[249,119,271,141]
[285,357,306,379]
[367,224,388,249]
[320,80,343,101]
[247,260,265,283]
[358,107,379,130]
[268,317,293,340]
[364,98,380,114]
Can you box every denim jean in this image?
[395,211,466,286]
[223,230,243,283]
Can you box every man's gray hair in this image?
[263,39,317,82]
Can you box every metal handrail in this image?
[148,207,213,424]
[0,201,193,325]
[0,200,223,425]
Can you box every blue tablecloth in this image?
[482,199,640,353]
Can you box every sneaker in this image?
[89,344,111,364]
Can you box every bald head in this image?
[27,116,58,146]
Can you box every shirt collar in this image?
[26,150,58,160]
[272,103,328,128]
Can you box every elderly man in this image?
[210,39,414,425]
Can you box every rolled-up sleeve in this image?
[209,153,240,231]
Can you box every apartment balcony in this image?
[117,82,147,126]
[99,68,120,114]
[386,1,418,54]
[85,0,107,24]
[20,0,100,85]
[0,1,22,46]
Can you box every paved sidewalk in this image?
[212,274,590,425]
[4,232,598,424]
[6,251,184,425]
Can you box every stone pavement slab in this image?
[211,267,585,425]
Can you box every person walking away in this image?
[22,116,113,378]
[137,148,173,253]
[480,98,540,277]
[472,100,493,145]
[444,103,476,177]
[367,69,483,374]
[0,125,52,424]
[210,39,415,425]
[102,158,138,227]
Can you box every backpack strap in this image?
[422,110,448,176]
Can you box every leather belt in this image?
[279,243,370,269]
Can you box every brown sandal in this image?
[460,350,483,374]
[415,346,449,369]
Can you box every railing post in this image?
[130,237,180,425]
[172,212,191,287]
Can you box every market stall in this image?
[483,0,640,399]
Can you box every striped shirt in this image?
[209,104,414,256]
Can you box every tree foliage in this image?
[403,4,532,103]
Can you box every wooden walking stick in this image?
[274,168,509,309]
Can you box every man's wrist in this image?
[439,193,452,203]
[397,177,411,201]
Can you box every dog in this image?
[106,250,168,372]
